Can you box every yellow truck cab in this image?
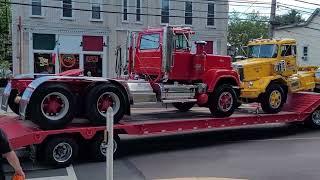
[233,38,315,113]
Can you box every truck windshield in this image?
[248,44,278,58]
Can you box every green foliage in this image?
[275,10,305,26]
[0,60,12,78]
[228,12,269,55]
[0,0,12,77]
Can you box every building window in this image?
[84,55,103,77]
[31,0,42,16]
[136,0,141,22]
[204,41,214,54]
[91,0,101,20]
[161,0,169,24]
[185,1,192,25]
[123,0,128,21]
[60,54,80,72]
[34,53,55,74]
[33,34,56,50]
[63,0,72,18]
[82,36,104,51]
[207,0,215,26]
[302,46,308,61]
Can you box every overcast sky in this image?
[230,0,318,19]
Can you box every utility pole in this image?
[269,0,277,38]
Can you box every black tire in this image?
[86,84,126,125]
[260,84,286,114]
[305,109,320,129]
[172,102,195,112]
[90,133,120,161]
[8,90,20,115]
[209,84,237,118]
[29,84,75,130]
[43,137,79,167]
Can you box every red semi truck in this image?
[3,26,240,130]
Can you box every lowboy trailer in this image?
[2,92,320,167]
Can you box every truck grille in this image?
[238,67,244,81]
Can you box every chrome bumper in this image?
[1,82,12,111]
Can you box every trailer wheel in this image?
[306,109,320,129]
[43,137,79,167]
[90,133,120,161]
[172,102,195,112]
[8,90,20,115]
[209,84,237,117]
[30,84,74,130]
[86,84,126,125]
[260,84,286,114]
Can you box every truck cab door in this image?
[280,44,297,77]
[135,33,162,76]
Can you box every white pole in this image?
[106,107,114,180]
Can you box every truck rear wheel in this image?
[90,133,120,161]
[43,137,79,167]
[172,102,195,112]
[86,84,126,125]
[30,84,75,130]
[306,109,320,129]
[260,84,286,114]
[209,84,237,118]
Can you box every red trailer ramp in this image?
[1,92,320,167]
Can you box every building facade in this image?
[274,9,320,66]
[11,0,229,77]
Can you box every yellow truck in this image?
[233,38,316,113]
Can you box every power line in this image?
[278,4,314,15]
[18,0,272,15]
[1,1,270,22]
[292,0,320,6]
[46,0,273,7]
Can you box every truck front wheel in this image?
[172,102,195,112]
[260,84,286,114]
[209,84,237,118]
[86,84,126,125]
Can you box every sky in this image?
[229,0,319,19]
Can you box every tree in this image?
[0,0,12,77]
[275,10,305,26]
[228,12,269,56]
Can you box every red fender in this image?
[202,69,240,92]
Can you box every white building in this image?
[274,9,320,66]
[11,0,229,77]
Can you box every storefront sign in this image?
[86,55,99,63]
[38,56,49,67]
[61,54,77,68]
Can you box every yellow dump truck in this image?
[233,38,316,113]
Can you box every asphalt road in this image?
[3,122,320,180]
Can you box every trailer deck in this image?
[1,92,320,150]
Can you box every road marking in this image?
[247,136,320,142]
[26,165,78,180]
